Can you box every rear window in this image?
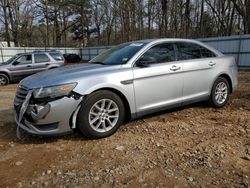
[49,52,64,61]
[200,48,216,58]
[176,42,216,60]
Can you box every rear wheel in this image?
[0,73,9,85]
[209,77,230,108]
[77,90,125,139]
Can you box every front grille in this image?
[14,85,29,107]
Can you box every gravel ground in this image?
[0,72,249,188]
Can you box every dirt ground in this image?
[0,72,249,188]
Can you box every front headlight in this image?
[33,83,77,99]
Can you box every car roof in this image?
[16,50,61,56]
[132,38,223,56]
[132,38,202,44]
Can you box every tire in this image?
[0,73,9,85]
[209,77,230,108]
[77,90,125,139]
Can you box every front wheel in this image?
[77,90,125,139]
[0,73,9,85]
[209,77,230,108]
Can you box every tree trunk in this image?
[185,0,190,37]
[139,0,144,39]
[54,6,61,47]
[161,0,168,37]
[199,0,204,36]
[246,0,250,33]
[1,0,10,46]
[7,0,19,46]
[228,3,235,35]
[147,1,151,37]
[45,0,49,47]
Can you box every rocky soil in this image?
[0,72,249,188]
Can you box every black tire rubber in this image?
[209,77,230,108]
[77,90,125,139]
[0,73,10,85]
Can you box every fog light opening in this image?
[31,104,50,122]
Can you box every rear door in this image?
[32,53,51,73]
[132,43,183,115]
[175,42,218,104]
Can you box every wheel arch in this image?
[49,66,58,69]
[217,73,233,93]
[91,87,132,121]
[0,71,11,81]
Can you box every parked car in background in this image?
[63,53,82,63]
[14,39,238,139]
[0,51,65,85]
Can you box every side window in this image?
[200,47,216,58]
[49,52,64,61]
[15,55,32,65]
[34,54,50,63]
[142,43,175,64]
[176,42,216,60]
[176,43,201,60]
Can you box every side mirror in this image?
[136,56,156,68]
[12,61,19,66]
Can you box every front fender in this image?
[73,72,136,115]
[0,70,11,80]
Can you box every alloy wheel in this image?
[88,99,119,133]
[0,76,7,85]
[214,82,228,104]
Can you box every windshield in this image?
[90,42,146,65]
[3,55,18,64]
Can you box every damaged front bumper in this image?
[14,88,82,136]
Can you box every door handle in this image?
[26,65,32,67]
[45,63,50,65]
[170,65,181,71]
[208,61,216,66]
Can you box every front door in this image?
[8,54,33,80]
[132,43,183,116]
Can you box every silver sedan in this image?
[14,39,238,138]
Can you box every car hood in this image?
[0,63,8,68]
[20,63,122,89]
